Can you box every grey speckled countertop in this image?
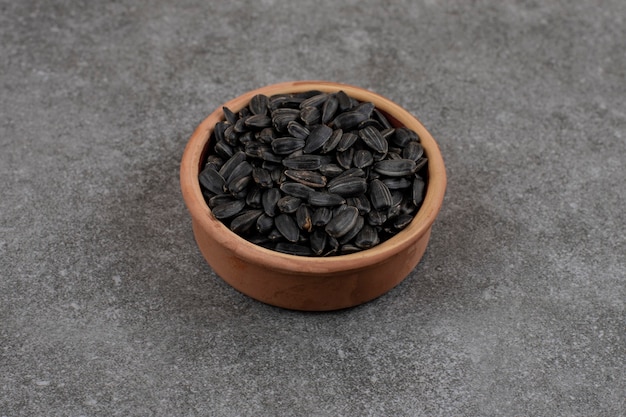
[1,1,625,416]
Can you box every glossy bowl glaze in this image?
[180,81,446,311]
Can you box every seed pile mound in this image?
[198,90,428,256]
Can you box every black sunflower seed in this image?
[295,204,313,232]
[369,179,393,210]
[321,95,339,124]
[262,187,281,217]
[256,213,274,234]
[274,242,313,256]
[284,170,327,188]
[249,94,269,115]
[282,155,323,171]
[303,124,333,154]
[280,182,315,199]
[286,121,310,140]
[336,132,358,152]
[275,213,300,243]
[230,210,263,235]
[332,110,368,130]
[271,137,305,155]
[359,125,388,154]
[212,199,246,220]
[199,167,225,195]
[308,192,345,207]
[355,224,380,249]
[277,196,302,213]
[252,167,273,188]
[325,206,359,238]
[312,207,333,226]
[327,176,368,197]
[373,159,417,177]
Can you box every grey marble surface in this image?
[1,1,625,416]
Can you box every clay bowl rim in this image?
[180,80,446,275]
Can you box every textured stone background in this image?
[1,1,625,416]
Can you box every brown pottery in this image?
[180,81,446,311]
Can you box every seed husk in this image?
[246,185,263,208]
[367,209,387,226]
[374,159,417,177]
[262,187,281,217]
[272,111,300,131]
[414,157,428,172]
[324,236,340,256]
[325,206,359,238]
[277,195,302,213]
[252,167,273,188]
[346,194,371,215]
[373,109,393,130]
[214,121,229,143]
[212,199,246,220]
[225,161,253,186]
[280,182,315,199]
[249,94,269,115]
[336,132,358,152]
[412,176,426,206]
[338,215,365,245]
[281,155,322,171]
[209,193,234,209]
[303,124,333,154]
[295,204,313,232]
[275,213,300,242]
[402,141,424,161]
[312,207,333,226]
[308,192,345,207]
[245,114,272,128]
[336,148,354,170]
[227,175,252,196]
[222,106,238,124]
[322,128,343,153]
[310,228,328,255]
[230,210,263,235]
[284,170,327,188]
[353,102,375,117]
[300,106,321,126]
[274,242,313,256]
[319,163,344,178]
[213,139,234,159]
[256,213,274,234]
[300,93,329,109]
[271,137,305,155]
[340,243,362,254]
[355,224,380,249]
[369,179,393,210]
[332,110,368,130]
[359,125,388,154]
[353,149,374,168]
[218,151,247,180]
[335,90,352,111]
[382,177,412,190]
[287,121,310,140]
[327,176,368,197]
[199,167,226,195]
[392,127,419,147]
[321,95,339,124]
[393,213,414,230]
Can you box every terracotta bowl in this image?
[180,81,446,311]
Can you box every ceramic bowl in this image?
[180,81,446,311]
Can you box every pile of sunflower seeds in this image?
[198,90,427,256]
